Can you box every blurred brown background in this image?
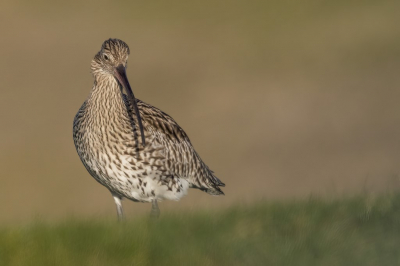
[0,0,399,223]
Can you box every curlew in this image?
[73,39,225,220]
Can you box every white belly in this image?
[82,150,190,203]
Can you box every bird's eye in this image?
[103,54,109,60]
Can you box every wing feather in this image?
[123,95,224,195]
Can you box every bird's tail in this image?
[191,157,225,196]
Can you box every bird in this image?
[73,38,225,220]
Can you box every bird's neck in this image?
[86,74,129,123]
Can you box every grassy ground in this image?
[0,195,399,265]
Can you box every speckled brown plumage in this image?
[73,38,224,219]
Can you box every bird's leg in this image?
[150,200,160,219]
[112,193,125,221]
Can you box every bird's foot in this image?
[150,200,160,219]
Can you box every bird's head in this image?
[91,38,130,76]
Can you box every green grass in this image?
[1,195,400,266]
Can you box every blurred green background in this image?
[0,0,400,223]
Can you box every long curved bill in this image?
[114,64,146,146]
